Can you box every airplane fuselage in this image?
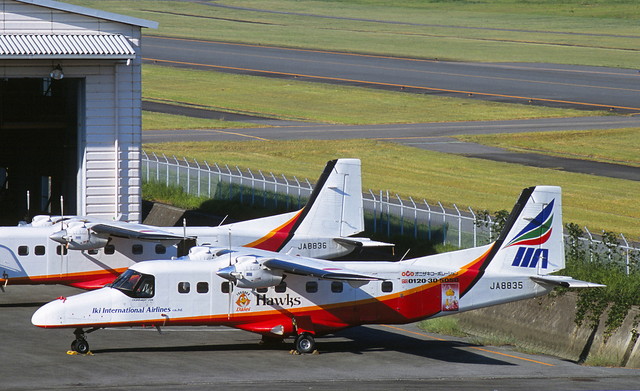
[0,215,360,289]
[32,245,551,337]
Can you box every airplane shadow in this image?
[0,301,49,308]
[92,325,515,366]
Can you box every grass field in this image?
[458,129,640,168]
[142,65,605,126]
[66,0,639,68]
[142,139,640,238]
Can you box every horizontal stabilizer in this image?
[91,223,189,241]
[531,275,605,288]
[334,237,394,248]
[263,258,383,281]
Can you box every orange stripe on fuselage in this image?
[243,210,303,251]
[40,244,498,332]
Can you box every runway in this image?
[142,36,640,113]
[2,285,638,391]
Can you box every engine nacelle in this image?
[49,223,109,251]
[217,256,284,289]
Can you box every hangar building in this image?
[0,0,156,223]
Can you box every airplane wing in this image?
[263,257,383,281]
[531,275,606,288]
[89,222,188,241]
[334,237,394,248]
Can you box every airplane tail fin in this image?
[485,186,565,275]
[293,158,364,238]
[236,159,365,253]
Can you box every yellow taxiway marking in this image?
[144,57,640,112]
[382,324,555,366]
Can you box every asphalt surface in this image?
[142,36,640,112]
[143,116,640,181]
[141,36,640,181]
[2,285,639,391]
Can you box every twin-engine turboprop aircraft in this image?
[1,159,388,290]
[33,186,603,354]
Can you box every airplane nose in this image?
[31,298,66,328]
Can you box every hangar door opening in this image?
[0,77,82,224]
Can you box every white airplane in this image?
[1,159,388,290]
[32,186,603,354]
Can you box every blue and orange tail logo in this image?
[507,199,554,269]
[506,199,554,248]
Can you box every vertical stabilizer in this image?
[294,158,363,238]
[487,186,565,275]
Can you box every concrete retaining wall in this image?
[454,293,639,367]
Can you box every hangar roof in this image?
[0,33,136,59]
[14,0,158,29]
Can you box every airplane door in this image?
[48,243,68,279]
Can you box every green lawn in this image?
[143,139,640,238]
[458,129,640,168]
[142,65,606,126]
[66,0,640,68]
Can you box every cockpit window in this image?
[110,269,155,298]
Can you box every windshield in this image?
[110,269,155,298]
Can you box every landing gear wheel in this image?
[72,338,90,354]
[294,333,316,354]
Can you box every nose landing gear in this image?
[70,327,99,354]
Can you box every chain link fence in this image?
[142,152,639,274]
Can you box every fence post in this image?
[585,227,594,263]
[423,199,431,241]
[469,206,477,247]
[260,170,267,208]
[205,161,211,198]
[194,159,201,197]
[453,204,462,248]
[438,202,446,245]
[409,197,417,239]
[621,233,630,275]
[282,174,290,210]
[369,190,377,234]
[236,166,243,204]
[247,168,255,206]
[294,176,301,209]
[396,194,404,236]
[386,190,390,237]
[271,173,277,208]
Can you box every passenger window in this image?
[197,282,209,293]
[256,287,268,293]
[178,282,190,294]
[88,249,99,255]
[18,246,28,256]
[104,244,115,255]
[132,244,143,255]
[331,281,343,293]
[56,245,68,255]
[275,281,287,293]
[35,245,45,256]
[382,281,393,293]
[155,244,166,254]
[305,281,318,293]
[221,282,232,294]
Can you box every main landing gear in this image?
[293,332,316,354]
[70,327,99,354]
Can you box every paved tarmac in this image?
[2,285,639,391]
[143,115,640,181]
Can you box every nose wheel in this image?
[71,338,90,354]
[70,327,98,354]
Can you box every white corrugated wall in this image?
[0,0,145,222]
